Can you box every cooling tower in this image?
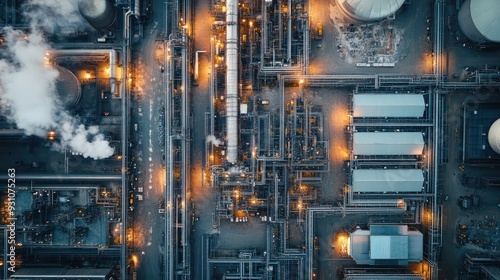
[55,66,81,109]
[458,0,500,43]
[488,118,500,155]
[336,0,405,22]
[78,0,116,31]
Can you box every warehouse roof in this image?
[353,132,424,155]
[349,225,423,265]
[352,169,424,192]
[352,94,425,118]
[11,267,113,279]
[370,235,408,259]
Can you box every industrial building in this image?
[352,94,426,118]
[352,169,424,193]
[11,267,115,280]
[348,224,423,265]
[462,102,500,165]
[343,268,425,280]
[353,132,425,156]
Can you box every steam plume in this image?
[206,135,223,147]
[0,0,114,159]
[23,0,88,32]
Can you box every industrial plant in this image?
[0,0,499,279]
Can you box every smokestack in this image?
[226,0,238,163]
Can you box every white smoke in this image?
[206,135,223,147]
[57,119,114,159]
[23,0,88,32]
[0,29,58,136]
[0,1,114,159]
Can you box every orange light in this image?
[47,130,56,141]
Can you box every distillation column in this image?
[226,0,238,163]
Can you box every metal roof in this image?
[344,276,424,280]
[469,0,500,42]
[352,169,424,193]
[337,0,405,22]
[349,225,423,265]
[352,94,425,118]
[353,132,424,155]
[407,231,424,262]
[370,235,408,259]
[11,267,113,279]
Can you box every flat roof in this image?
[353,94,425,118]
[11,267,113,279]
[370,235,408,259]
[349,225,423,265]
[353,132,424,155]
[352,169,424,192]
[344,275,423,280]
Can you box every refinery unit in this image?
[0,0,499,280]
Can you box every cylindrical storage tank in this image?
[488,118,500,154]
[55,66,82,109]
[458,0,500,43]
[78,0,116,31]
[336,0,405,22]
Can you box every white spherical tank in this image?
[458,0,500,43]
[487,118,500,154]
[336,0,405,22]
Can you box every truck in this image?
[159,199,165,213]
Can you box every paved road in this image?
[190,1,214,279]
[131,7,169,279]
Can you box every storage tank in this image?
[336,0,405,22]
[78,0,116,31]
[54,66,81,109]
[488,118,500,154]
[458,0,500,43]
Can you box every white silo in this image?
[488,118,500,155]
[458,0,500,43]
[336,0,405,22]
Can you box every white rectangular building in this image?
[352,94,425,118]
[353,132,424,155]
[352,169,424,193]
[349,224,423,266]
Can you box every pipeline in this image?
[225,0,238,163]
